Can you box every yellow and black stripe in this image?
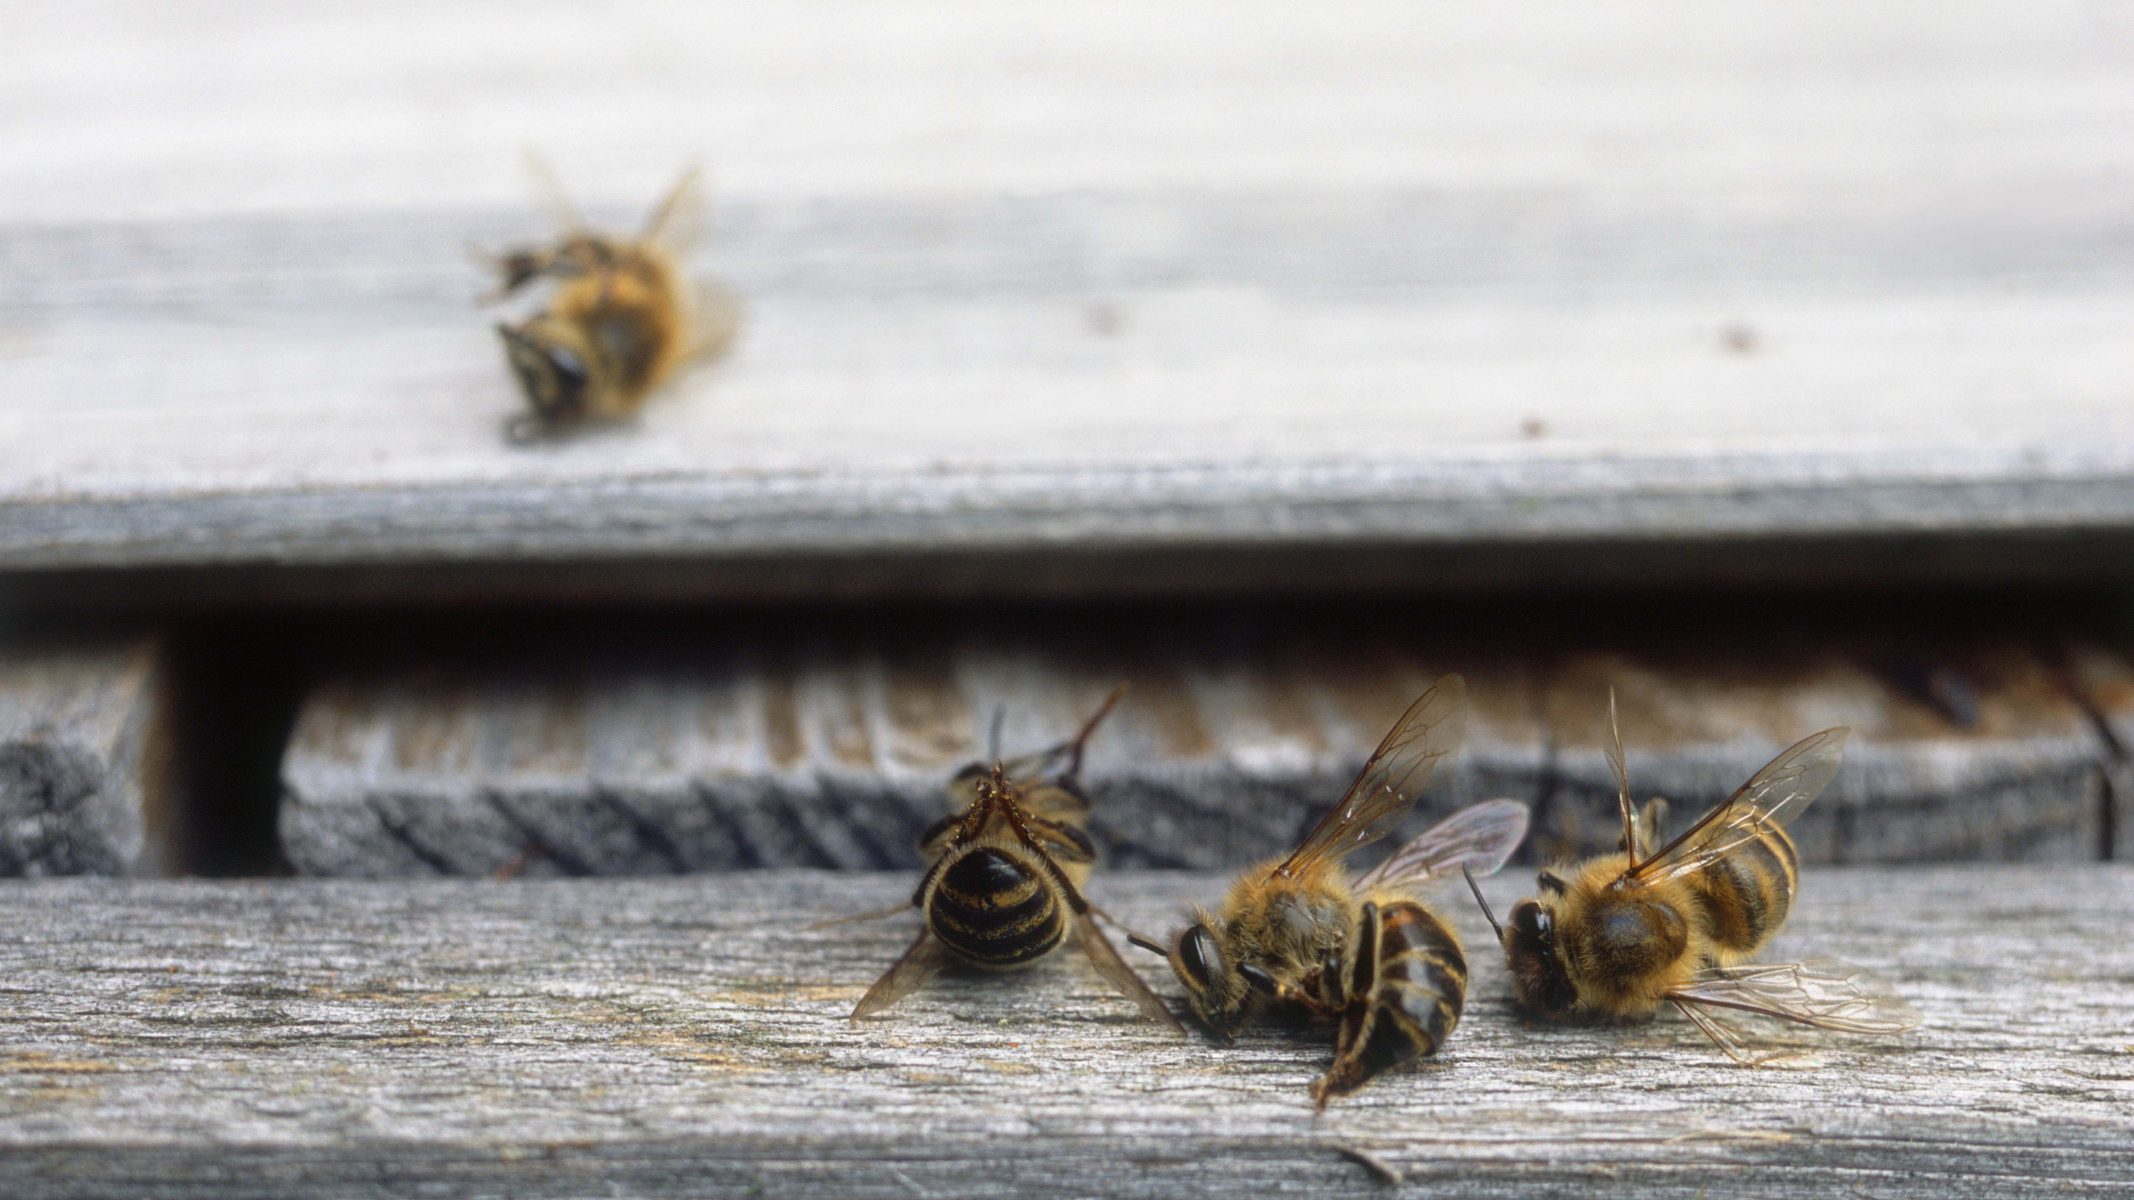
[926,847,1068,968]
[1317,900,1467,1101]
[1685,822,1798,957]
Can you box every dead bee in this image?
[483,157,738,439]
[837,688,1181,1032]
[1473,693,1920,1061]
[1132,676,1531,1104]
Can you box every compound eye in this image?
[1177,925,1222,990]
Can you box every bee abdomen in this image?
[1380,904,1466,1046]
[1362,903,1467,1066]
[1690,825,1796,956]
[926,847,1066,968]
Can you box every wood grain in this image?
[1536,641,2117,864]
[0,867,2124,1198]
[2057,641,2134,861]
[279,619,1550,876]
[0,636,170,875]
[277,617,2124,876]
[3,2,2130,598]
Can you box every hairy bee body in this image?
[1527,813,1801,1021]
[846,689,1182,1032]
[1687,821,1797,959]
[488,165,735,438]
[919,781,1095,971]
[1491,712,1915,1062]
[498,242,702,431]
[1149,677,1531,1103]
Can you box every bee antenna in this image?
[1126,932,1168,956]
[1063,683,1129,776]
[1463,867,1505,943]
[986,705,1006,764]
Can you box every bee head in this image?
[1503,896,1578,1018]
[497,318,595,432]
[1167,919,1246,1041]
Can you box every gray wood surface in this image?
[0,867,2124,1199]
[278,620,2129,876]
[2060,642,2134,862]
[0,636,169,875]
[1536,641,2116,864]
[4,2,2131,598]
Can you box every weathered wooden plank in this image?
[1535,640,2111,864]
[2054,641,2134,860]
[279,620,1550,875]
[0,868,2124,1199]
[0,636,170,875]
[3,2,2130,598]
[279,618,2120,876]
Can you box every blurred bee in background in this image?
[836,687,1182,1033]
[1472,693,1920,1061]
[1132,676,1530,1104]
[482,156,739,440]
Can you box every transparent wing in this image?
[1351,798,1529,893]
[849,928,953,1021]
[1626,728,1848,886]
[1273,676,1466,880]
[1076,914,1186,1034]
[804,900,912,932]
[1666,956,1921,1061]
[1669,996,1775,1064]
[523,148,588,233]
[642,164,707,253]
[686,280,744,362]
[1606,690,1640,867]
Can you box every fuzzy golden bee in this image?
[1473,694,1920,1060]
[483,159,738,439]
[839,688,1180,1032]
[1132,676,1530,1104]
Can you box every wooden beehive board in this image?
[278,614,2132,875]
[0,635,169,875]
[0,867,2125,1198]
[3,2,2131,600]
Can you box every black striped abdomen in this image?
[1353,903,1467,1075]
[925,847,1066,969]
[1688,824,1797,957]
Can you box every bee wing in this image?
[1272,676,1466,881]
[1606,690,1642,864]
[849,927,953,1021]
[686,280,744,363]
[1075,913,1186,1035]
[642,164,707,254]
[1350,798,1529,893]
[523,148,589,233]
[1666,956,1921,1061]
[1623,727,1848,886]
[804,900,913,932]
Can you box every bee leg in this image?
[1311,1003,1377,1109]
[1238,963,1338,1018]
[1311,901,1386,1108]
